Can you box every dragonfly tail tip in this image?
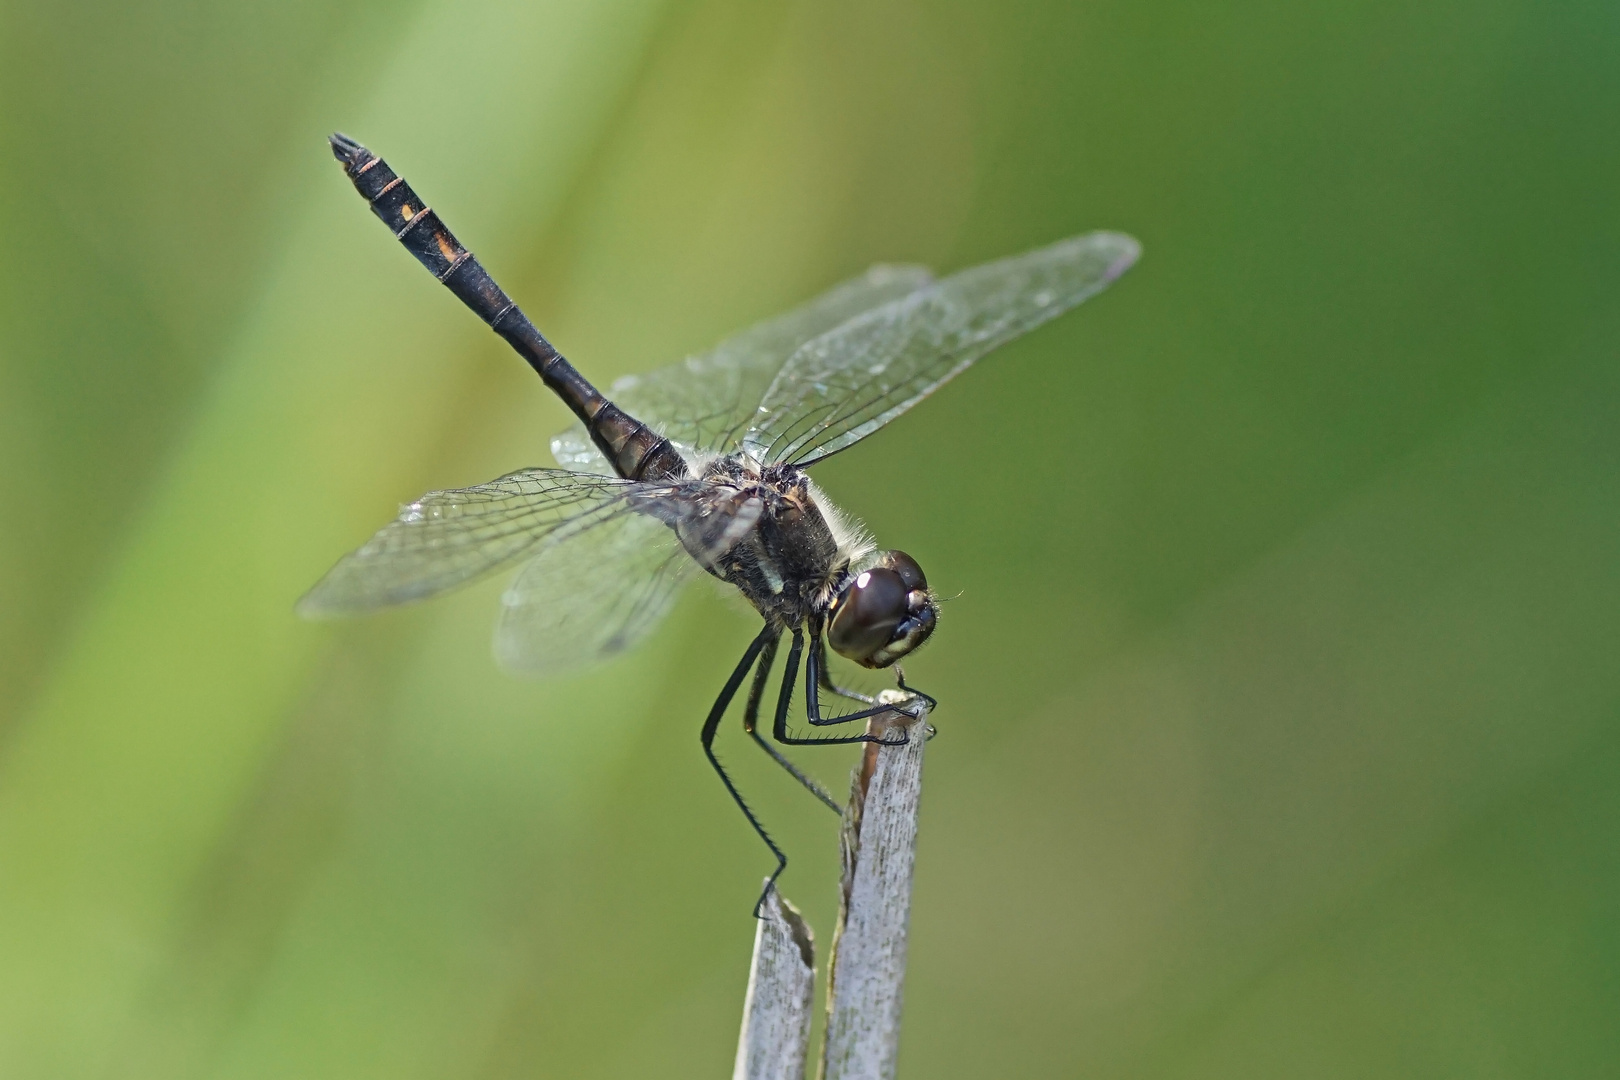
[327,132,370,168]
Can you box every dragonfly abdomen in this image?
[328,133,685,482]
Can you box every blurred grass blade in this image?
[0,0,670,1073]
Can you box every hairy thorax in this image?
[689,455,872,629]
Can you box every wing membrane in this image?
[551,264,934,472]
[493,477,762,670]
[298,468,640,616]
[495,509,697,673]
[742,232,1140,466]
[301,468,766,675]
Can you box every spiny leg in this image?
[742,632,840,814]
[894,663,938,710]
[814,639,940,736]
[894,662,940,739]
[773,629,907,747]
[812,630,939,732]
[804,628,912,730]
[816,635,877,706]
[700,625,787,917]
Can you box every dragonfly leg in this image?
[701,625,788,917]
[894,663,938,709]
[894,663,939,739]
[802,629,911,732]
[816,636,877,706]
[773,630,908,747]
[742,632,840,814]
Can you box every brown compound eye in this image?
[827,568,908,663]
[880,549,927,592]
[827,550,939,668]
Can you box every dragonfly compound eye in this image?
[880,549,927,592]
[828,556,939,668]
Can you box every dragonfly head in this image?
[827,550,938,669]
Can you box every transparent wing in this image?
[301,467,768,669]
[495,478,762,671]
[551,264,934,473]
[297,468,642,616]
[495,509,698,673]
[741,232,1141,467]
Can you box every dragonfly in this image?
[302,133,1140,910]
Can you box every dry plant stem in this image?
[734,884,816,1080]
[820,698,931,1080]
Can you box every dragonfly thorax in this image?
[684,456,936,667]
[692,456,865,631]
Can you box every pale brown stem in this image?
[730,693,930,1080]
[733,885,815,1080]
[819,696,930,1080]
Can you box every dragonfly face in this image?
[674,457,937,665]
[826,550,937,668]
[304,134,1139,913]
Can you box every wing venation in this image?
[742,232,1140,466]
[299,466,767,674]
[550,264,934,472]
[496,510,697,672]
[299,468,640,616]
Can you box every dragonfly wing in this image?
[498,477,763,670]
[496,509,699,673]
[741,232,1140,467]
[297,468,642,616]
[551,264,935,473]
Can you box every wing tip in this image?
[294,587,343,621]
[294,571,376,620]
[1093,230,1142,281]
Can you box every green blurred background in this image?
[2,0,1618,1075]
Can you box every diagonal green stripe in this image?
[0,0,670,1073]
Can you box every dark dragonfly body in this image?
[311,134,1139,911]
[330,134,685,483]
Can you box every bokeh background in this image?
[2,0,1618,1076]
